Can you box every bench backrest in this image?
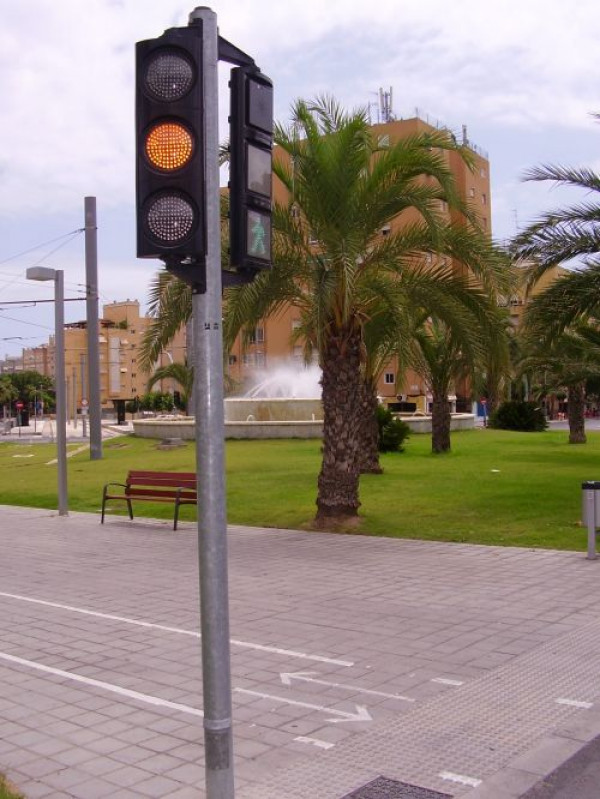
[126,471,197,500]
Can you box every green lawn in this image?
[0,428,595,550]
[0,775,23,799]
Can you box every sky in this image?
[1,0,600,358]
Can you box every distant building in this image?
[18,300,186,413]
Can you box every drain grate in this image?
[341,777,453,799]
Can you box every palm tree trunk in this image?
[357,377,383,475]
[568,381,587,444]
[431,389,451,453]
[316,327,362,522]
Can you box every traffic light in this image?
[229,67,273,274]
[136,25,206,286]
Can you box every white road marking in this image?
[556,697,593,709]
[439,770,482,787]
[431,677,464,686]
[294,736,335,750]
[234,688,372,723]
[0,591,352,667]
[0,651,204,717]
[280,671,414,702]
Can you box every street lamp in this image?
[26,267,68,516]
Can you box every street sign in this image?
[15,401,24,410]
[81,398,89,407]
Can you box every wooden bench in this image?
[101,470,197,530]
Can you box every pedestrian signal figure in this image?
[249,212,266,256]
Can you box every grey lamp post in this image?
[26,267,68,516]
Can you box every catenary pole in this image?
[189,7,235,798]
[85,196,102,459]
[55,270,68,515]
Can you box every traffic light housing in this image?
[136,25,206,286]
[229,67,273,275]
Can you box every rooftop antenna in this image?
[379,87,394,122]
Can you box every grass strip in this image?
[0,428,595,550]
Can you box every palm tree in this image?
[356,265,508,469]
[519,318,600,444]
[147,362,194,414]
[408,301,508,453]
[224,97,508,522]
[512,155,600,333]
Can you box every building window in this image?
[481,193,487,206]
[381,224,391,236]
[469,187,475,198]
[249,326,264,344]
[480,167,486,178]
[291,319,301,331]
[384,372,395,384]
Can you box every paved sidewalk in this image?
[0,505,599,798]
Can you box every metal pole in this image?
[85,196,102,459]
[189,7,234,798]
[583,482,598,560]
[81,353,88,437]
[72,367,77,428]
[55,270,68,516]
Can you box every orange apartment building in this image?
[227,115,491,410]
[20,300,186,415]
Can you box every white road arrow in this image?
[234,687,372,723]
[280,671,415,703]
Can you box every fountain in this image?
[132,362,475,440]
[133,364,324,440]
[223,364,323,438]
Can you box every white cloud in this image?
[2,0,600,344]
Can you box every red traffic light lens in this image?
[145,122,193,171]
[144,192,196,244]
[144,48,195,102]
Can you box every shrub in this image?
[489,400,547,432]
[377,404,410,452]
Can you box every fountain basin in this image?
[132,411,475,440]
[224,397,323,423]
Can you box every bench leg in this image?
[101,489,107,524]
[126,497,133,521]
[173,499,180,531]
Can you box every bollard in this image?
[581,481,600,560]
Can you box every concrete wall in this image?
[132,413,475,440]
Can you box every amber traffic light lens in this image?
[145,122,193,171]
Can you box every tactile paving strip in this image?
[238,616,600,798]
[341,776,452,798]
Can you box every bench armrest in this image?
[102,482,128,492]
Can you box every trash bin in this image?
[18,409,29,427]
[581,481,600,560]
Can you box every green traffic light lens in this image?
[144,48,195,102]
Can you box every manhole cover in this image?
[341,776,452,799]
